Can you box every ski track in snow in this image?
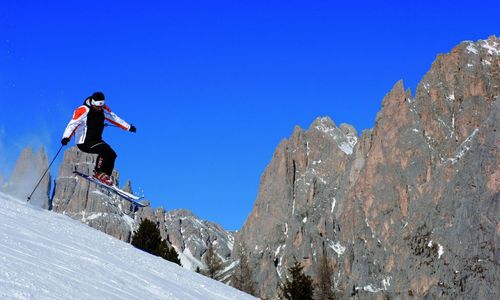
[0,192,257,300]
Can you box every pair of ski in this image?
[73,171,148,208]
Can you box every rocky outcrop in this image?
[161,209,234,272]
[234,36,499,299]
[234,116,357,297]
[3,146,50,209]
[52,147,136,241]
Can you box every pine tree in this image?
[203,241,223,279]
[280,260,314,300]
[231,244,256,296]
[158,239,182,266]
[168,245,182,266]
[131,218,182,266]
[131,219,162,254]
[314,249,336,300]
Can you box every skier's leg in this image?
[100,144,117,176]
[77,142,116,175]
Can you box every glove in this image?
[61,137,70,145]
[129,125,137,133]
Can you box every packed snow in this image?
[0,192,257,300]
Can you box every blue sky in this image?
[1,0,498,230]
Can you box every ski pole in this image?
[27,144,64,202]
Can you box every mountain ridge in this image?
[234,36,499,299]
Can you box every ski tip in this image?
[136,200,150,207]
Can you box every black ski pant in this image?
[77,141,117,176]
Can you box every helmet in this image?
[91,92,105,107]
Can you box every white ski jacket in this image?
[62,99,131,145]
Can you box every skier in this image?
[61,92,136,186]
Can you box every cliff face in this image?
[338,37,499,298]
[3,146,50,209]
[51,147,136,241]
[234,36,499,299]
[161,209,235,273]
[234,117,357,295]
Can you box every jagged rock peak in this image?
[308,116,358,155]
[166,209,228,233]
[122,179,133,194]
[37,145,47,157]
[167,209,196,218]
[163,208,235,273]
[4,145,50,209]
[310,115,336,130]
[463,35,499,57]
[381,80,408,105]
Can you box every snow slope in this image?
[0,192,257,300]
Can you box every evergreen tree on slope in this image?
[280,260,314,300]
[132,218,181,266]
[203,241,223,279]
[231,243,256,296]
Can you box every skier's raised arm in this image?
[103,106,136,133]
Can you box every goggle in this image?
[91,99,105,107]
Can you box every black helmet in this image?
[90,92,105,106]
[91,91,105,100]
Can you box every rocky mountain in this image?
[51,147,235,273]
[161,209,235,273]
[2,146,50,209]
[234,36,499,299]
[52,147,137,240]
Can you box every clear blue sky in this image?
[1,0,498,230]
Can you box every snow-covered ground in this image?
[0,192,257,300]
